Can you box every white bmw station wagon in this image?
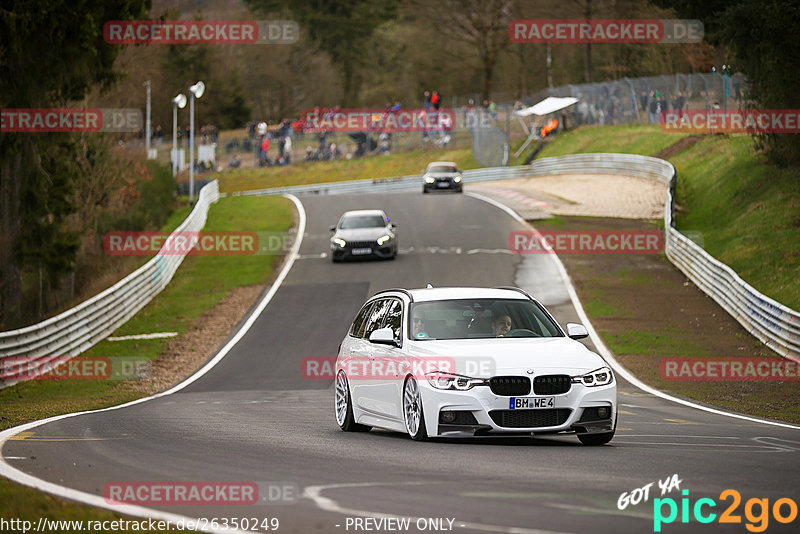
[334,286,617,445]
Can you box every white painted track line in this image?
[0,194,307,533]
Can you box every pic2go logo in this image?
[653,489,798,532]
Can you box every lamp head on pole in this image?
[189,81,205,99]
[173,94,187,109]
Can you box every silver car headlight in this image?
[377,235,391,246]
[571,366,613,387]
[426,372,487,391]
[424,176,435,183]
[454,175,462,182]
[332,238,346,247]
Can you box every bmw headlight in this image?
[377,235,391,246]
[572,367,613,387]
[454,175,462,183]
[333,238,346,247]
[424,176,435,183]
[426,372,487,391]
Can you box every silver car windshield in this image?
[428,166,457,173]
[340,215,387,229]
[408,299,563,340]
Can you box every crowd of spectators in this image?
[245,118,295,167]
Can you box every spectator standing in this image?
[648,91,658,123]
[260,136,270,166]
[431,91,441,110]
[674,91,686,119]
[423,90,431,110]
[284,136,292,163]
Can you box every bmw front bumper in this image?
[419,380,616,437]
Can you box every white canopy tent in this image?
[513,96,579,159]
[514,96,579,118]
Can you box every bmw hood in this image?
[406,337,607,377]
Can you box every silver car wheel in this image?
[335,371,349,427]
[403,377,422,436]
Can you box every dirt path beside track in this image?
[471,173,666,219]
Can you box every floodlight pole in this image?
[144,80,151,155]
[172,94,186,177]
[188,81,205,204]
[173,102,179,177]
[189,92,195,203]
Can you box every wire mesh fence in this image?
[464,71,749,166]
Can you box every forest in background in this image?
[94,0,721,131]
[2,0,797,329]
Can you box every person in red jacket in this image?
[260,136,270,166]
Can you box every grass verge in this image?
[534,214,799,424]
[538,124,800,310]
[214,147,478,193]
[0,194,294,527]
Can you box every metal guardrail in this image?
[230,154,799,360]
[0,181,220,387]
[3,152,795,390]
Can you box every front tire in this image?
[578,431,614,445]
[335,371,371,432]
[403,377,428,441]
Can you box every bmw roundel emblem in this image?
[526,369,534,374]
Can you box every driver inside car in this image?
[412,310,428,339]
[492,313,512,337]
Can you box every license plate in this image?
[351,248,372,255]
[509,397,555,409]
[436,182,449,187]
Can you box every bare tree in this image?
[414,0,513,101]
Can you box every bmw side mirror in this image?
[369,327,399,347]
[329,225,336,232]
[566,323,589,340]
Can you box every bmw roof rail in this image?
[493,286,534,300]
[372,288,414,302]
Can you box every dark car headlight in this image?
[426,372,487,391]
[571,367,613,387]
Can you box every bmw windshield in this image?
[408,299,564,340]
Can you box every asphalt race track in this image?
[3,191,799,534]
